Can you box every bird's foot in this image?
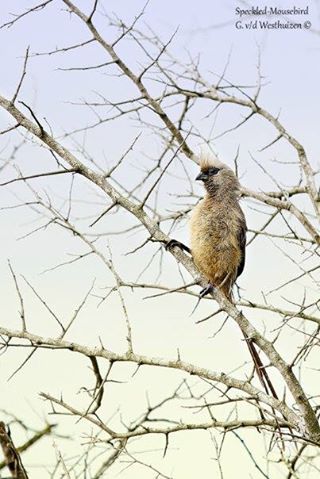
[165,239,191,254]
[199,283,215,298]
[190,283,215,315]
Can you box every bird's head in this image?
[196,154,240,198]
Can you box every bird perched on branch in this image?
[166,154,278,399]
[168,154,246,301]
[190,154,246,300]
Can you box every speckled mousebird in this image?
[190,154,246,300]
[167,154,246,301]
[166,154,278,400]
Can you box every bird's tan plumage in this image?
[166,154,278,398]
[188,156,279,400]
[190,155,246,300]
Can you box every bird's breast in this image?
[189,200,241,284]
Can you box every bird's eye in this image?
[208,167,220,176]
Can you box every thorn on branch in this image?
[11,47,30,105]
[87,0,98,24]
[18,101,44,137]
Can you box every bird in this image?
[166,154,278,399]
[167,153,246,301]
[189,154,246,301]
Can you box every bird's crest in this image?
[199,153,227,171]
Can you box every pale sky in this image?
[0,1,320,477]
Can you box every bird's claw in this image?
[190,283,215,315]
[165,239,191,254]
[199,284,215,298]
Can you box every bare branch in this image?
[0,422,29,479]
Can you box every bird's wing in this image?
[236,216,247,279]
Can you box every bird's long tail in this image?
[226,287,279,399]
[243,332,278,399]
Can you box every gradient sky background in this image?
[0,0,320,477]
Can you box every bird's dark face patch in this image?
[196,167,220,181]
[207,167,220,177]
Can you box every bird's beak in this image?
[196,172,208,181]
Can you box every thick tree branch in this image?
[0,326,300,429]
[0,422,28,479]
[0,94,319,441]
[61,0,196,162]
